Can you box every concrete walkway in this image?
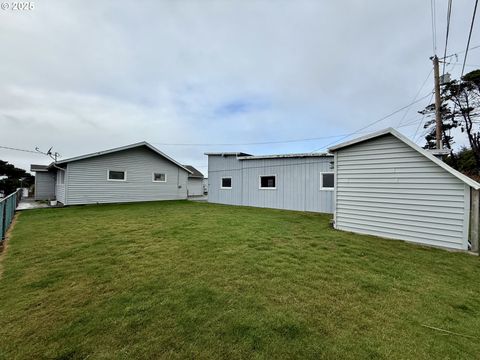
[188,195,208,202]
[16,198,50,211]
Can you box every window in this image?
[108,170,126,181]
[221,177,232,189]
[320,172,334,190]
[153,172,167,182]
[259,175,276,189]
[57,171,65,185]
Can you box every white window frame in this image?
[259,174,277,190]
[221,177,232,189]
[320,172,335,191]
[152,172,167,183]
[107,169,127,182]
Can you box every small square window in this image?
[221,177,232,189]
[320,172,334,190]
[153,173,167,182]
[108,170,126,181]
[260,175,276,189]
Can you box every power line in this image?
[151,134,350,147]
[442,0,453,76]
[309,93,432,153]
[0,145,45,155]
[413,93,435,142]
[398,68,433,127]
[431,0,438,54]
[441,44,480,60]
[461,0,479,77]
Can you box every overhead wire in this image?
[398,68,433,127]
[0,145,46,155]
[461,0,479,77]
[441,44,480,60]
[442,0,453,76]
[431,0,438,54]
[413,93,435,142]
[309,93,432,153]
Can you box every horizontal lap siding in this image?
[56,170,66,204]
[56,184,65,204]
[187,178,203,196]
[335,134,468,250]
[66,147,188,205]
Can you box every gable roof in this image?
[55,142,192,174]
[328,127,480,190]
[183,165,204,178]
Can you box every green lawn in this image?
[0,201,479,359]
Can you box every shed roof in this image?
[328,127,480,190]
[204,152,252,156]
[237,152,332,160]
[53,142,192,174]
[183,165,204,178]
[30,164,49,172]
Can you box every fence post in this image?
[1,199,6,241]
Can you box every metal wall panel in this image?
[208,155,334,213]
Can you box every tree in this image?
[0,160,34,196]
[420,69,480,174]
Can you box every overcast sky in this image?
[1,1,479,174]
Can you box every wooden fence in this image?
[0,189,22,241]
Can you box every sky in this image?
[1,0,479,175]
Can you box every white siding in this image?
[335,134,469,250]
[55,169,66,204]
[208,155,335,213]
[187,178,204,196]
[65,147,188,205]
[208,155,243,206]
[34,172,55,200]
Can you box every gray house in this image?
[329,128,480,251]
[184,165,205,197]
[31,142,192,205]
[206,152,335,213]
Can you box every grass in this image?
[0,200,479,359]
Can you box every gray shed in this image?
[184,165,205,197]
[30,142,192,205]
[30,164,55,200]
[206,152,335,213]
[329,128,480,252]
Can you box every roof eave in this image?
[329,127,480,190]
[55,142,193,174]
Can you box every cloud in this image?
[0,0,478,174]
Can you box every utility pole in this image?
[431,55,443,149]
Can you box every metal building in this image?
[329,128,480,251]
[206,152,335,213]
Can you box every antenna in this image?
[35,146,61,162]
